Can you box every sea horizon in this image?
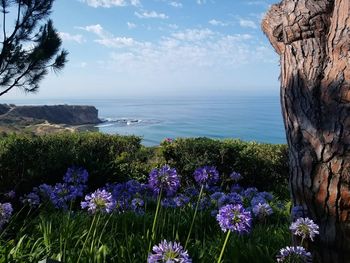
[2,94,286,146]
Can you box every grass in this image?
[0,203,291,263]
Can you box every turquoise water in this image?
[4,95,286,146]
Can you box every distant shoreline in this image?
[0,104,102,135]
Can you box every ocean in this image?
[4,95,286,146]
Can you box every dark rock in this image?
[0,104,102,125]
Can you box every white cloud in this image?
[196,0,206,4]
[80,0,140,8]
[239,19,258,29]
[172,28,213,41]
[208,19,228,26]
[96,37,138,48]
[78,24,149,48]
[59,32,85,44]
[169,1,182,8]
[135,10,169,19]
[127,22,137,29]
[78,24,107,38]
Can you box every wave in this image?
[97,117,159,128]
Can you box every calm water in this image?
[4,96,286,146]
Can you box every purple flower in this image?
[210,192,225,201]
[161,198,177,208]
[148,165,180,197]
[250,196,267,207]
[21,192,41,207]
[277,246,312,263]
[63,167,89,185]
[193,166,220,186]
[81,189,115,214]
[0,202,13,229]
[230,172,242,182]
[184,187,199,197]
[173,194,190,208]
[230,184,242,193]
[148,240,192,263]
[252,203,273,219]
[49,183,85,209]
[216,204,252,234]
[242,187,258,199]
[290,217,319,241]
[291,206,306,221]
[218,193,242,208]
[131,198,144,214]
[4,190,16,199]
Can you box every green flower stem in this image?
[217,230,231,263]
[77,213,97,263]
[148,189,163,251]
[184,184,204,249]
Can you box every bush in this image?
[0,133,143,193]
[160,138,289,198]
[0,134,289,198]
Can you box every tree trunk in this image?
[262,0,350,262]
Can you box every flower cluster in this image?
[277,246,312,263]
[277,216,319,262]
[148,165,180,197]
[290,217,319,241]
[216,204,252,234]
[81,189,115,214]
[21,167,89,209]
[148,240,192,263]
[0,202,13,229]
[252,203,273,219]
[193,166,220,186]
[230,172,242,182]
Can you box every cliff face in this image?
[0,104,102,125]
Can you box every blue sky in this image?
[6,0,280,99]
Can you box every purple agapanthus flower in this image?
[218,193,242,208]
[230,184,242,193]
[230,172,242,182]
[161,198,177,208]
[148,240,192,263]
[252,203,273,219]
[250,196,267,207]
[63,167,89,185]
[277,246,312,263]
[242,187,258,199]
[193,166,220,186]
[216,204,252,234]
[81,189,115,214]
[48,183,84,209]
[131,198,144,214]
[173,194,190,208]
[21,192,41,207]
[0,202,13,229]
[148,165,180,197]
[290,217,319,241]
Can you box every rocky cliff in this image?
[0,104,102,125]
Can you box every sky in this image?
[5,0,280,99]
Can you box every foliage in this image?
[0,134,289,198]
[0,133,142,194]
[0,0,67,96]
[161,138,289,198]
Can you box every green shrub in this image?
[160,138,289,198]
[0,134,289,198]
[0,133,144,193]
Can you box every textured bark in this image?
[262,0,350,262]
